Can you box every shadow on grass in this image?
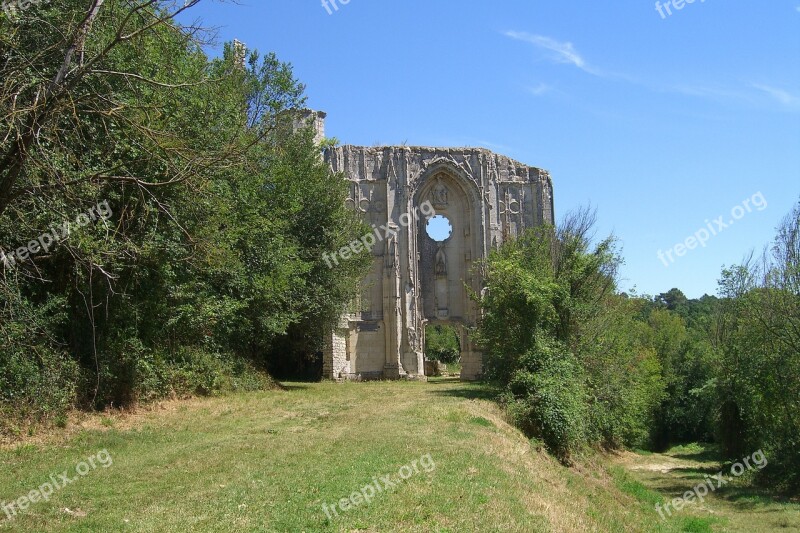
[427,380,498,401]
[722,487,796,508]
[665,444,721,463]
[669,465,726,476]
[671,451,722,463]
[278,383,313,391]
[652,477,793,510]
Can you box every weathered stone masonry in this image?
[319,116,555,381]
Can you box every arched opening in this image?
[413,166,484,381]
[423,323,461,378]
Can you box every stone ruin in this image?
[306,111,555,381]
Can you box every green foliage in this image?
[637,200,800,492]
[478,209,663,461]
[712,203,800,491]
[0,348,79,436]
[0,282,79,435]
[425,325,460,364]
[644,307,719,448]
[0,1,369,431]
[134,348,274,403]
[502,338,588,461]
[580,297,665,449]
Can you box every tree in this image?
[477,208,663,461]
[425,325,460,364]
[714,200,800,490]
[1,1,371,430]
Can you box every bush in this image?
[503,340,588,463]
[134,347,275,403]
[425,325,460,364]
[0,347,79,436]
[478,210,665,463]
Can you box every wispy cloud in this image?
[504,30,798,112]
[527,82,553,96]
[504,31,603,76]
[752,84,800,109]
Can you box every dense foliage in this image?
[424,325,460,364]
[477,210,663,462]
[478,202,800,491]
[712,202,800,491]
[0,1,369,434]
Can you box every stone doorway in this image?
[423,323,461,378]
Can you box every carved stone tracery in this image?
[323,141,555,381]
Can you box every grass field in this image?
[1,379,796,532]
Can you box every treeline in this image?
[478,203,800,492]
[0,2,369,435]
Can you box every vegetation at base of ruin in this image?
[477,201,800,493]
[0,1,371,435]
[477,208,660,463]
[424,324,461,364]
[8,380,796,532]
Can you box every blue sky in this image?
[184,0,800,298]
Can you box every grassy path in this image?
[612,445,800,532]
[0,379,775,532]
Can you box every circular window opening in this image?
[426,215,452,242]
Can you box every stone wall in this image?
[321,130,554,381]
[322,318,350,381]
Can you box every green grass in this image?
[610,466,664,507]
[609,467,721,532]
[615,443,800,533]
[0,383,793,532]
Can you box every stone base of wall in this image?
[322,321,350,381]
[332,370,428,382]
[460,351,483,381]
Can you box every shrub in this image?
[502,339,588,463]
[0,347,79,436]
[425,325,460,364]
[134,347,274,403]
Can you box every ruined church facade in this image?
[318,115,555,381]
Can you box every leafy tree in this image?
[0,1,370,430]
[425,325,460,364]
[714,200,800,490]
[478,209,663,461]
[655,288,689,316]
[580,295,664,449]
